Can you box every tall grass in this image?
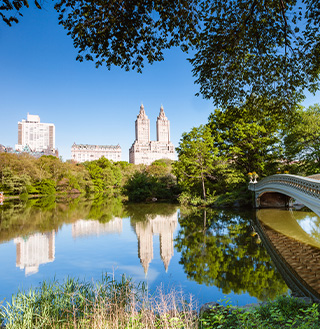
[2,276,320,329]
[0,274,198,329]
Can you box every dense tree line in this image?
[0,154,178,202]
[2,104,320,205]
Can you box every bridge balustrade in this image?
[249,174,320,199]
[249,174,320,216]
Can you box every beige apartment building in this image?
[15,113,55,153]
[71,143,122,163]
[129,104,175,165]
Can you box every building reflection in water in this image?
[14,231,55,276]
[133,212,178,274]
[72,218,123,238]
[12,211,178,277]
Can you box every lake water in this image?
[0,196,319,307]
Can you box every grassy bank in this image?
[1,276,319,328]
[0,275,197,329]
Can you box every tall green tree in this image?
[173,125,222,200]
[85,157,125,191]
[284,104,320,175]
[207,103,284,179]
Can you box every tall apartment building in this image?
[15,113,55,153]
[129,104,175,165]
[71,143,122,163]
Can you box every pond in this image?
[0,195,319,307]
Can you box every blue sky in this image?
[0,3,319,161]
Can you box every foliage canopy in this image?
[284,104,320,174]
[2,0,320,112]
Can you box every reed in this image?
[0,274,198,329]
[2,275,318,328]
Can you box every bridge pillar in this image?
[257,192,291,208]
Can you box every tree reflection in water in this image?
[1,197,288,301]
[0,195,126,243]
[175,208,288,301]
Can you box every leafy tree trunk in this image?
[201,171,206,201]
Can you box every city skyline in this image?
[0,4,213,162]
[1,4,319,162]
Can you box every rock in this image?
[297,297,313,305]
[238,303,260,311]
[199,302,220,315]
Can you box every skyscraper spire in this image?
[158,104,166,119]
[156,104,170,142]
[135,104,150,142]
[137,103,148,119]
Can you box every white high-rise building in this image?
[129,104,175,165]
[15,113,55,153]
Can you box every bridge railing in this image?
[248,174,320,200]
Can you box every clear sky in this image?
[0,3,319,161]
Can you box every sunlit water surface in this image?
[2,196,317,307]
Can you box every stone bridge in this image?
[249,174,320,217]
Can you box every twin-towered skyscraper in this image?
[129,104,175,165]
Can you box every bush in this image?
[123,171,178,202]
[199,296,320,329]
[36,179,56,195]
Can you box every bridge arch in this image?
[248,174,320,217]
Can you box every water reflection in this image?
[0,197,179,280]
[255,209,320,301]
[4,197,319,304]
[0,196,126,244]
[133,213,177,273]
[72,218,123,238]
[14,231,55,275]
[257,209,320,248]
[71,212,178,274]
[175,208,288,301]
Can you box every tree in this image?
[0,0,42,26]
[3,1,320,114]
[284,104,320,175]
[173,125,221,200]
[207,102,284,179]
[0,167,32,195]
[54,0,200,72]
[123,170,178,202]
[190,0,320,113]
[51,0,320,112]
[36,178,57,195]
